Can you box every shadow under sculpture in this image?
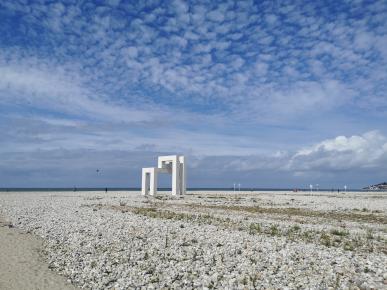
[141,155,186,196]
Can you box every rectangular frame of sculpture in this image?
[141,155,186,196]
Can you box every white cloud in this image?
[1,3,387,125]
[122,46,138,58]
[229,56,245,69]
[3,0,384,123]
[241,79,353,122]
[265,14,277,25]
[172,0,189,14]
[288,131,387,171]
[207,10,225,22]
[0,55,165,124]
[192,131,387,174]
[254,62,269,76]
[354,31,374,50]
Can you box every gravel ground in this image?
[0,190,386,289]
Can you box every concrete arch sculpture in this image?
[141,155,186,196]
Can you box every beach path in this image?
[0,220,77,290]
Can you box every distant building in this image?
[363,182,387,190]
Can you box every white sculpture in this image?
[141,155,186,196]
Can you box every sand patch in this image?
[0,219,77,290]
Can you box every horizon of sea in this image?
[0,187,382,192]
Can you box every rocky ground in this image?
[0,190,386,289]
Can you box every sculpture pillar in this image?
[179,156,186,195]
[141,168,157,196]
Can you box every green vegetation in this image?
[249,223,261,235]
[269,224,280,236]
[330,229,349,236]
[343,242,354,251]
[320,232,331,247]
[104,202,385,254]
[366,229,374,240]
[291,224,301,231]
[183,203,386,224]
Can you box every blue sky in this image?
[1,0,387,188]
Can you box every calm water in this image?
[0,187,379,192]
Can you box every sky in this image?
[0,0,387,189]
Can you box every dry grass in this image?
[181,203,387,224]
[104,204,386,254]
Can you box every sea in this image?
[0,187,381,192]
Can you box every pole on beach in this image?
[238,183,241,192]
[309,184,313,193]
[344,185,347,193]
[233,183,236,193]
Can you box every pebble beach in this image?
[0,190,386,289]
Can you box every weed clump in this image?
[343,242,354,251]
[291,224,301,231]
[320,232,331,247]
[330,229,349,236]
[269,224,280,236]
[366,229,374,240]
[249,223,261,235]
